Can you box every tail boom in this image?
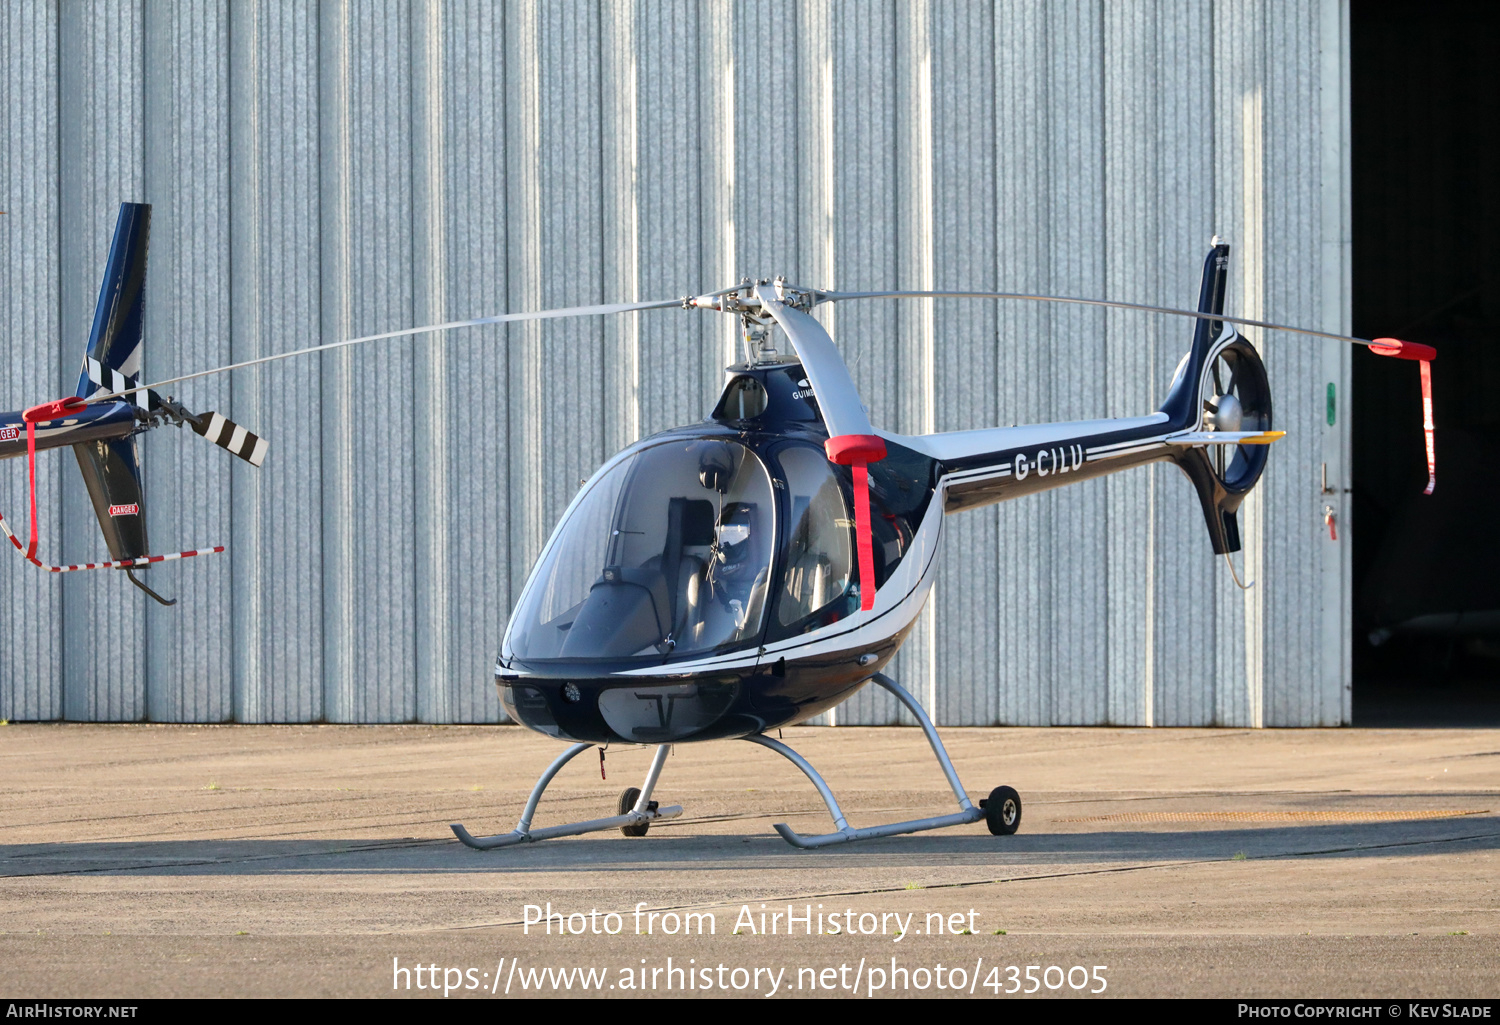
[885,412,1186,515]
[882,238,1273,554]
[0,403,138,461]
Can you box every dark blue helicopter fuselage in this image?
[495,358,942,744]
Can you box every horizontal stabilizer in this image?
[190,412,268,467]
[1166,430,1285,447]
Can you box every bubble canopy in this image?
[507,439,778,661]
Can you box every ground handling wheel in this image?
[617,787,657,837]
[980,786,1021,836]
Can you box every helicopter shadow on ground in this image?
[2,815,1496,878]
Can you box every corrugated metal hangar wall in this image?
[0,1,1351,727]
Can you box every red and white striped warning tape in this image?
[0,507,223,573]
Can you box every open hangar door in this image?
[1352,0,1500,724]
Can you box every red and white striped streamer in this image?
[0,508,223,573]
[1370,338,1438,495]
[1420,359,1436,496]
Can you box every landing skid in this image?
[451,742,683,849]
[746,673,986,848]
[450,672,1020,851]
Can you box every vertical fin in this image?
[72,438,149,563]
[75,203,151,400]
[1159,238,1231,429]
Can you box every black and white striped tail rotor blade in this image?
[82,356,160,411]
[190,412,269,468]
[83,356,269,467]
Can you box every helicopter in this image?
[0,203,262,606]
[452,239,1287,850]
[3,203,1437,850]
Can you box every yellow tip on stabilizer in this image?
[1237,430,1286,445]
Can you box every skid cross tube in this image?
[744,673,983,849]
[451,742,682,850]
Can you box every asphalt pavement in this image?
[1,722,1496,998]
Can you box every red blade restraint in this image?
[21,398,86,560]
[825,433,888,611]
[1369,338,1438,495]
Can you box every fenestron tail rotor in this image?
[1200,341,1273,489]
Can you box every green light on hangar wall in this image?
[1327,382,1336,426]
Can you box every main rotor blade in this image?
[818,289,1380,349]
[90,296,687,404]
[754,283,875,440]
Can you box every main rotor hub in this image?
[713,276,822,365]
[741,316,779,365]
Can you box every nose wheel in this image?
[980,786,1022,836]
[617,786,657,836]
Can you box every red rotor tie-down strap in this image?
[1369,338,1437,495]
[1419,360,1435,495]
[851,464,874,610]
[4,396,225,573]
[25,420,37,560]
[22,398,86,561]
[825,434,888,612]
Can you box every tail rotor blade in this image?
[190,412,269,468]
[82,356,159,411]
[81,358,269,468]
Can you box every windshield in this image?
[508,439,775,660]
